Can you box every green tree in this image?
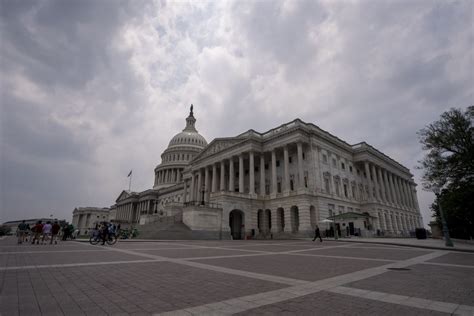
[418,106,474,239]
[0,225,12,236]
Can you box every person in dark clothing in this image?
[312,225,323,242]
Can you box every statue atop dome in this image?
[190,104,194,116]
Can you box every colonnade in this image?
[116,203,139,223]
[154,168,184,186]
[183,144,306,203]
[363,161,419,211]
[376,209,422,233]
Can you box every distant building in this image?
[71,207,111,235]
[75,106,424,239]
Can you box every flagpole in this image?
[129,172,132,191]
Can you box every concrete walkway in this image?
[315,237,474,253]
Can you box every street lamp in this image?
[433,186,454,247]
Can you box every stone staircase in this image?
[136,216,194,240]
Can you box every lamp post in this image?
[433,186,454,247]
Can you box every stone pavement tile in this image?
[226,244,321,253]
[346,263,474,305]
[0,250,148,267]
[297,246,431,261]
[113,242,193,249]
[228,241,352,253]
[426,252,474,266]
[193,254,386,281]
[134,248,257,258]
[9,261,285,314]
[234,291,450,316]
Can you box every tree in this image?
[418,106,474,239]
[0,225,12,236]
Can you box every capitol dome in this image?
[153,105,207,190]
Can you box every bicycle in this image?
[89,230,117,245]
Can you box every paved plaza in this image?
[1,237,473,315]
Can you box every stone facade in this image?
[72,207,111,235]
[78,107,424,240]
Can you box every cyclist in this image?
[100,222,109,245]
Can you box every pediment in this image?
[116,190,133,203]
[194,138,244,160]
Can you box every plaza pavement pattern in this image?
[0,237,473,316]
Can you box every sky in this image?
[0,0,472,225]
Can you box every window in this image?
[338,205,344,214]
[290,180,294,191]
[323,154,328,163]
[265,163,269,170]
[276,160,280,167]
[328,204,335,218]
[341,163,345,170]
[349,166,353,173]
[277,181,282,193]
[324,178,330,193]
[289,156,292,163]
[344,184,348,198]
[302,152,305,160]
[332,158,337,168]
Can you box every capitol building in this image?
[73,106,423,239]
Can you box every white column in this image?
[383,169,395,204]
[284,208,292,232]
[393,176,402,206]
[183,180,188,203]
[377,167,386,203]
[391,173,401,207]
[190,173,195,201]
[271,150,277,195]
[315,147,323,192]
[297,142,304,189]
[229,158,234,192]
[220,161,225,191]
[399,177,407,208]
[371,164,380,201]
[364,162,373,201]
[249,152,255,194]
[204,167,210,202]
[260,154,265,195]
[212,164,217,193]
[197,169,202,202]
[404,181,413,209]
[239,154,244,193]
[283,146,290,192]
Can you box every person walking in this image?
[312,225,323,242]
[31,221,43,245]
[42,221,52,245]
[17,220,28,244]
[51,221,61,245]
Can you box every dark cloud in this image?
[0,0,472,226]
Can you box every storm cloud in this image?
[1,0,472,225]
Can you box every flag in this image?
[127,170,132,177]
